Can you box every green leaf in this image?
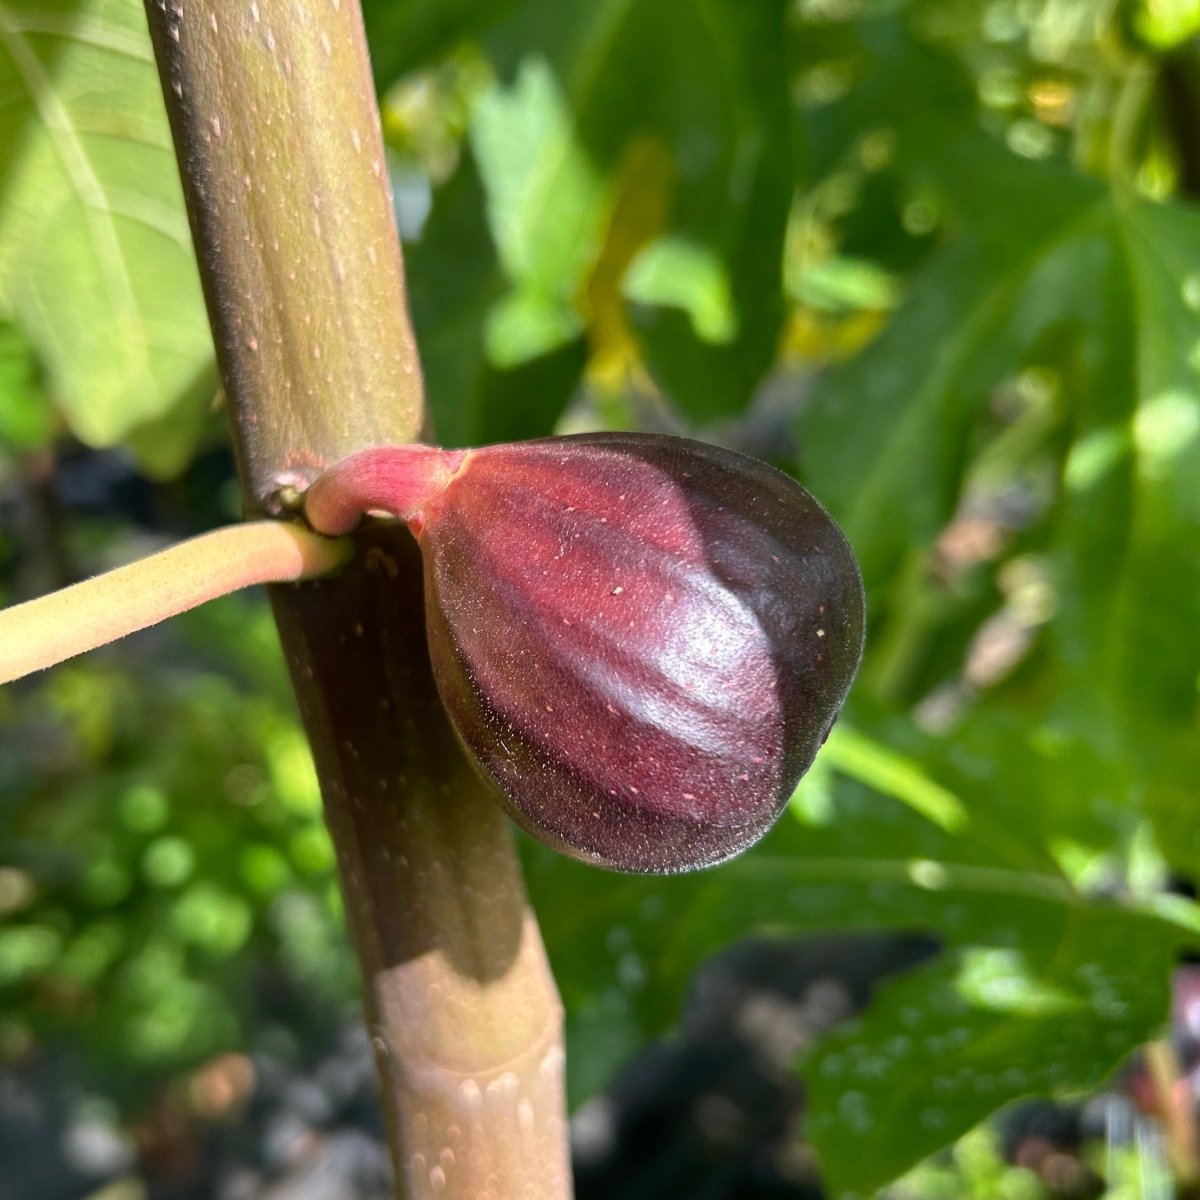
[800,126,1200,864]
[1068,196,1200,875]
[530,716,1191,1181]
[0,0,213,476]
[804,903,1178,1198]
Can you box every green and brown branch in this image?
[141,1,571,1196]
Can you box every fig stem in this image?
[0,522,350,685]
[304,444,467,535]
[143,1,572,1194]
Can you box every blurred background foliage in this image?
[2,0,1200,1196]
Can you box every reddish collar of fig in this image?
[303,434,865,876]
[303,444,469,536]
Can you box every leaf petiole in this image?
[0,521,351,685]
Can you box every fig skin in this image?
[305,434,865,874]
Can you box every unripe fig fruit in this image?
[305,434,864,874]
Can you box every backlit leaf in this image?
[0,0,213,476]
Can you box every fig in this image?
[305,434,864,874]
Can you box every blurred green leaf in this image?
[363,0,507,88]
[471,55,603,350]
[0,319,54,450]
[406,152,586,445]
[1132,0,1200,49]
[624,235,738,345]
[526,0,795,421]
[172,882,251,956]
[787,255,899,315]
[388,0,794,424]
[819,725,969,834]
[0,924,62,983]
[0,601,355,1098]
[0,0,213,476]
[484,287,583,367]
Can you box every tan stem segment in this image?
[0,523,348,686]
[142,1,572,1197]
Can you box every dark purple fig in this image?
[305,433,864,874]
